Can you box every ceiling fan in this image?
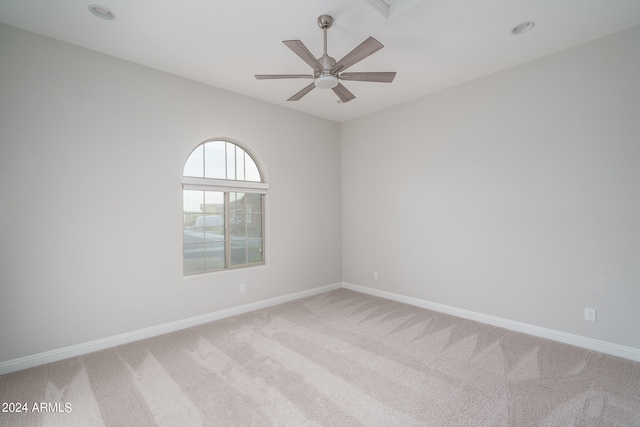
[255,15,396,103]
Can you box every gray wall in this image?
[341,26,640,348]
[0,24,342,362]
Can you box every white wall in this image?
[0,24,342,363]
[341,26,640,348]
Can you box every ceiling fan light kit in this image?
[315,75,339,89]
[256,14,396,103]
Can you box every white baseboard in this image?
[0,282,342,375]
[342,282,640,363]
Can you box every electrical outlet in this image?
[373,271,379,280]
[584,307,596,322]
[240,283,246,294]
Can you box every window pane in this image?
[230,192,245,239]
[184,191,205,251]
[245,156,261,182]
[202,214,224,233]
[230,216,246,237]
[248,239,263,263]
[245,193,262,211]
[204,141,226,179]
[205,239,225,271]
[226,142,236,180]
[183,145,204,177]
[230,192,246,211]
[184,190,204,212]
[236,149,245,180]
[204,191,224,213]
[184,243,205,274]
[203,192,225,264]
[230,238,247,265]
[184,213,205,243]
[204,215,224,236]
[247,215,262,238]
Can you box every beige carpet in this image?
[1,289,639,426]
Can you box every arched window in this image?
[182,140,268,275]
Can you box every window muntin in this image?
[182,140,267,275]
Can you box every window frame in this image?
[182,139,269,275]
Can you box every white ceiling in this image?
[1,0,640,123]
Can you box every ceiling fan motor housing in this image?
[315,55,339,88]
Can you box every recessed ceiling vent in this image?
[512,21,535,35]
[365,0,419,19]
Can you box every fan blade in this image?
[332,83,356,103]
[339,72,396,83]
[287,82,316,101]
[332,37,384,73]
[283,40,323,74]
[255,74,313,80]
